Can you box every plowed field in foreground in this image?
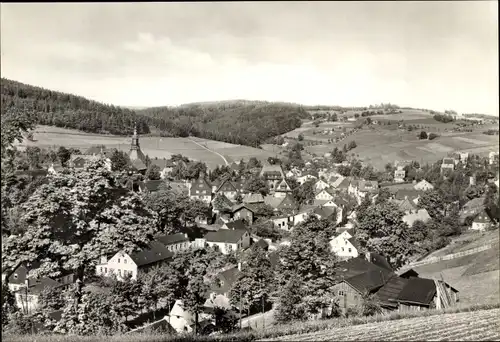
[262,308,500,341]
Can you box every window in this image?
[118,269,122,276]
[104,267,107,274]
[348,248,352,253]
[338,290,345,296]
[341,247,344,251]
[196,190,200,194]
[13,274,18,279]
[99,267,102,273]
[118,258,121,263]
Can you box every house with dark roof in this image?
[276,193,299,213]
[414,179,434,191]
[329,231,360,260]
[211,193,234,217]
[155,233,191,253]
[314,187,335,203]
[332,261,394,313]
[189,175,213,204]
[231,204,255,224]
[204,229,250,255]
[222,219,247,231]
[95,242,174,280]
[394,189,422,205]
[210,266,240,298]
[471,210,494,231]
[375,271,459,312]
[440,158,455,173]
[214,178,239,201]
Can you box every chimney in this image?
[238,262,242,271]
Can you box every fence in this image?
[401,244,493,270]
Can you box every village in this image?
[2,125,499,336]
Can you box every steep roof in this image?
[399,198,417,212]
[205,229,247,243]
[336,177,351,189]
[375,275,409,308]
[345,268,393,294]
[84,145,109,156]
[224,219,247,230]
[277,193,299,211]
[255,239,269,249]
[211,266,240,294]
[313,206,337,219]
[347,237,361,250]
[442,158,455,165]
[264,195,284,209]
[131,158,147,171]
[216,178,238,193]
[367,253,393,272]
[358,180,379,192]
[396,277,436,306]
[155,233,189,246]
[232,203,255,214]
[144,180,164,192]
[129,241,174,267]
[336,257,389,279]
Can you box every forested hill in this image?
[1,78,151,135]
[1,79,308,146]
[138,101,309,147]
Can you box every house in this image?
[315,188,335,203]
[402,208,432,226]
[210,266,240,298]
[168,299,214,334]
[189,175,213,204]
[204,229,251,255]
[69,154,112,170]
[471,210,493,231]
[272,214,294,230]
[440,158,455,173]
[214,178,239,200]
[357,181,379,202]
[397,198,418,214]
[260,164,285,190]
[330,234,360,260]
[297,173,318,185]
[264,195,284,210]
[13,277,63,314]
[95,242,174,280]
[254,239,270,251]
[332,258,394,313]
[489,151,499,165]
[314,179,330,191]
[273,178,292,198]
[276,193,299,213]
[460,197,485,222]
[150,158,176,179]
[414,179,434,191]
[156,233,191,253]
[242,193,264,204]
[231,204,255,224]
[394,167,406,183]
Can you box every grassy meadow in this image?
[15,126,276,169]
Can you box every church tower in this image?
[128,123,147,171]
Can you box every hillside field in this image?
[14,126,276,169]
[293,109,499,170]
[264,308,500,341]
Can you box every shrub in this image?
[419,131,428,139]
[428,133,439,140]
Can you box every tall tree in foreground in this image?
[356,202,416,269]
[1,158,158,310]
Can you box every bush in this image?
[419,131,428,139]
[434,114,455,123]
[428,133,439,140]
[298,134,304,141]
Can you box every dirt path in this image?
[187,137,229,166]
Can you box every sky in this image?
[1,2,498,115]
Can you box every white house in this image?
[471,211,493,231]
[274,179,292,198]
[315,188,335,202]
[272,215,294,230]
[297,173,318,185]
[414,179,434,191]
[330,233,360,260]
[489,151,499,166]
[95,242,173,280]
[204,229,250,255]
[314,179,330,191]
[441,158,455,173]
[189,176,213,204]
[394,166,406,183]
[402,209,432,227]
[168,299,214,334]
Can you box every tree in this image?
[48,150,59,164]
[418,189,446,220]
[25,146,41,169]
[229,245,275,319]
[298,134,304,141]
[110,149,130,172]
[348,140,357,150]
[484,184,500,223]
[276,217,339,318]
[143,186,185,234]
[57,146,72,167]
[247,157,262,169]
[375,188,391,205]
[1,282,17,328]
[2,158,158,310]
[109,275,142,323]
[357,194,373,217]
[419,131,428,140]
[234,193,243,204]
[356,202,417,269]
[146,164,162,180]
[38,286,65,312]
[1,107,35,158]
[244,177,270,197]
[428,133,439,140]
[274,277,306,323]
[293,179,316,206]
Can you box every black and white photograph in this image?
[1,1,499,341]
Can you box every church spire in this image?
[131,122,139,150]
